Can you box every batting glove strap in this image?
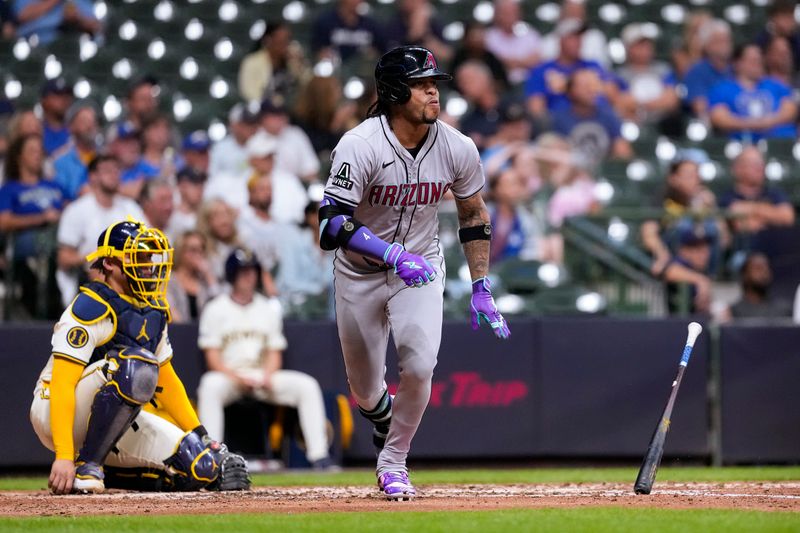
[470,277,510,339]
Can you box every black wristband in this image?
[459,224,492,243]
[192,424,209,439]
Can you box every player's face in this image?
[404,79,440,125]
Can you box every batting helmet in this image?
[375,46,452,105]
[225,247,261,284]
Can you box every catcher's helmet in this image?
[375,46,452,105]
[85,219,174,311]
[225,247,261,284]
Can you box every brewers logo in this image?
[67,326,89,348]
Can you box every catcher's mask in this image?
[85,218,173,311]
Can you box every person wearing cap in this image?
[539,0,610,68]
[616,23,680,126]
[51,101,99,201]
[662,223,715,315]
[12,0,99,45]
[166,167,207,241]
[550,69,632,167]
[209,102,261,180]
[108,121,159,200]
[310,0,387,63]
[56,154,146,306]
[708,43,797,142]
[237,172,281,297]
[485,0,541,86]
[683,18,734,118]
[525,17,622,120]
[180,130,211,174]
[755,0,800,69]
[40,78,73,156]
[259,98,320,184]
[721,252,792,323]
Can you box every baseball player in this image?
[319,46,510,500]
[196,247,337,470]
[30,219,249,494]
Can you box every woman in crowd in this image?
[167,230,220,323]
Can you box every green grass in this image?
[0,508,798,533]
[3,466,799,491]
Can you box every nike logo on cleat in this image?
[382,161,395,169]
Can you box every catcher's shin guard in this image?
[75,347,159,472]
[164,430,220,491]
[359,390,393,451]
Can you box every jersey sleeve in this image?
[324,133,375,207]
[265,299,288,352]
[450,135,486,199]
[197,298,223,350]
[50,305,113,366]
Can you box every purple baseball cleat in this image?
[378,471,416,500]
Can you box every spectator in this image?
[683,18,733,117]
[451,22,508,90]
[755,0,800,69]
[385,0,453,65]
[721,252,792,322]
[708,43,797,141]
[670,10,713,81]
[525,18,620,120]
[540,0,610,68]
[274,201,334,316]
[763,35,800,90]
[455,61,505,150]
[1,1,16,39]
[139,113,176,180]
[51,101,99,201]
[550,69,633,167]
[0,134,63,317]
[487,168,540,263]
[12,0,99,45]
[718,146,795,237]
[237,173,281,297]
[640,159,725,277]
[196,198,241,284]
[311,0,386,63]
[5,109,42,144]
[122,76,159,130]
[108,121,158,199]
[166,230,219,324]
[484,0,540,86]
[481,100,535,175]
[39,78,73,156]
[55,154,145,306]
[197,247,338,470]
[616,23,680,126]
[180,130,211,174]
[259,98,320,184]
[293,75,359,154]
[166,167,207,241]
[238,21,308,103]
[662,224,714,315]
[209,102,261,180]
[139,178,174,234]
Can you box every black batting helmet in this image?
[225,247,261,284]
[375,46,452,105]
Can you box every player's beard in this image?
[422,107,439,124]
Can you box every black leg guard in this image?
[359,390,393,450]
[76,346,159,467]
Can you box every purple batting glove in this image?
[470,277,511,339]
[384,243,436,288]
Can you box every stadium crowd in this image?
[0,0,799,324]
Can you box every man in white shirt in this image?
[208,102,261,180]
[484,0,542,85]
[259,98,320,184]
[166,167,206,241]
[56,154,145,306]
[197,248,338,470]
[539,0,610,68]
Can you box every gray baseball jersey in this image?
[324,115,485,273]
[323,115,484,475]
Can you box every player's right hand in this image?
[49,459,76,495]
[383,243,436,288]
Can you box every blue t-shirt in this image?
[43,124,70,156]
[121,159,160,183]
[311,9,386,62]
[683,59,733,106]
[717,186,790,208]
[0,179,63,258]
[708,78,797,141]
[524,59,616,113]
[52,146,90,201]
[551,102,622,166]
[13,0,95,44]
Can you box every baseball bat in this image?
[633,321,703,495]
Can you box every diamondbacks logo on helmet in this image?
[423,52,437,70]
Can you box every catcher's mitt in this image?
[203,437,251,491]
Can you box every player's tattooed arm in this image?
[455,192,491,280]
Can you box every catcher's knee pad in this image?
[106,346,159,405]
[164,431,220,491]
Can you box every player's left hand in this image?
[470,277,510,339]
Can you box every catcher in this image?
[30,219,250,494]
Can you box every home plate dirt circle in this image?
[2,482,799,516]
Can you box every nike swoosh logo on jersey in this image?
[382,161,395,169]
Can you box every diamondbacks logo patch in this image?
[423,52,437,70]
[332,162,354,190]
[67,326,89,348]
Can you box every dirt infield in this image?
[2,482,799,516]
